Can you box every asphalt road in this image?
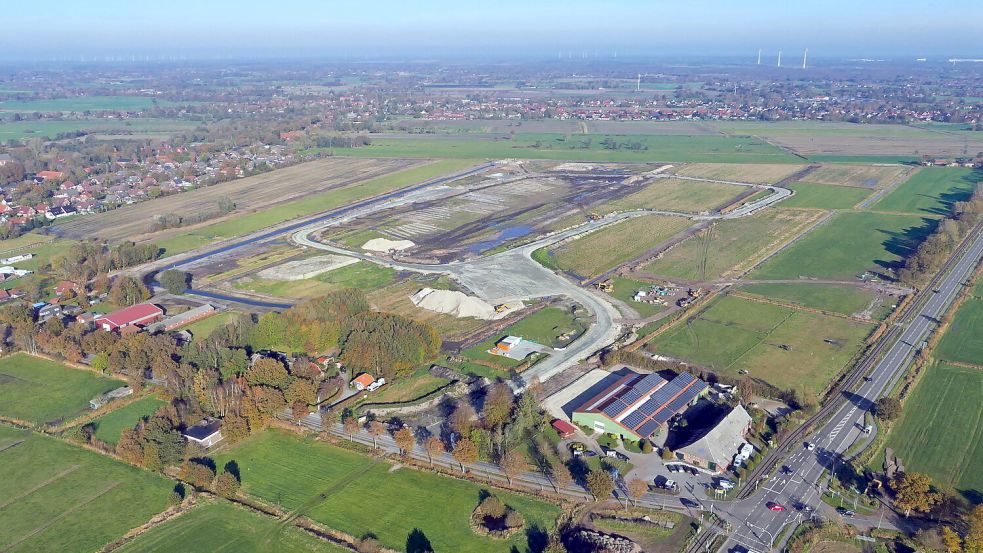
[715,223,983,553]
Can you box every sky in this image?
[1,0,980,61]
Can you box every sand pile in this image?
[362,238,415,252]
[257,255,358,281]
[410,288,496,320]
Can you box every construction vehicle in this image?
[494,304,508,314]
[597,279,614,292]
[587,212,601,221]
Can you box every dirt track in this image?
[54,157,419,242]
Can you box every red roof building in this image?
[36,171,64,181]
[93,303,164,332]
[54,281,83,296]
[551,419,577,439]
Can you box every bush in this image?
[159,269,191,294]
[181,460,216,489]
[640,439,654,454]
[479,496,506,519]
[504,510,524,529]
[661,447,674,461]
[212,471,240,499]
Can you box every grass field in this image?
[234,260,397,299]
[750,211,933,281]
[0,118,197,141]
[214,430,562,553]
[154,159,475,255]
[779,182,873,209]
[707,121,983,159]
[673,163,805,184]
[801,164,910,188]
[738,283,893,319]
[461,306,588,371]
[56,157,426,244]
[879,362,983,501]
[640,209,824,280]
[872,167,980,216]
[0,353,125,425]
[334,133,802,163]
[646,295,872,393]
[179,311,237,341]
[91,395,165,445]
[0,425,173,553]
[0,96,191,112]
[935,299,983,366]
[547,215,691,279]
[608,277,666,318]
[116,501,347,553]
[599,177,747,214]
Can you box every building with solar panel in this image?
[571,370,709,442]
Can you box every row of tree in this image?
[899,181,983,285]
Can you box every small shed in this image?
[552,419,577,439]
[89,386,133,409]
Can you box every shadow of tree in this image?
[406,528,433,553]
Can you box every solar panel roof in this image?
[637,420,661,438]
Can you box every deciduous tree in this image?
[893,472,941,515]
[627,478,649,507]
[586,470,615,501]
[499,450,524,485]
[424,436,444,466]
[452,438,478,474]
[394,426,415,456]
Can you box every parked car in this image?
[767,502,787,511]
[836,507,855,517]
[717,479,735,490]
[805,442,816,451]
[613,451,630,462]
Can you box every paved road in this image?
[715,223,983,553]
[292,178,791,390]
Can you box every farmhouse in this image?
[89,386,133,409]
[93,303,164,332]
[353,373,376,391]
[572,370,709,441]
[674,405,752,473]
[183,418,224,448]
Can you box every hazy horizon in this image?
[1,0,979,61]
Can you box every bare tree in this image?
[499,450,525,486]
[424,436,444,467]
[627,478,649,508]
[452,438,478,474]
[366,420,385,450]
[394,426,415,457]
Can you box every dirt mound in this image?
[410,288,496,319]
[256,255,357,281]
[362,238,415,252]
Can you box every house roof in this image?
[94,303,163,327]
[575,370,708,438]
[677,405,752,468]
[183,418,222,441]
[353,373,376,387]
[552,419,577,435]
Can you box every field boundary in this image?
[728,290,874,323]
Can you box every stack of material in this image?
[410,287,496,319]
[362,238,415,251]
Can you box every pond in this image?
[466,224,534,253]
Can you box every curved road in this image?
[291,177,790,389]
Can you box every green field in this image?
[0,353,125,425]
[547,215,691,279]
[750,211,933,281]
[599,178,746,214]
[157,159,477,255]
[117,501,347,553]
[739,283,893,319]
[91,395,165,445]
[780,182,873,209]
[234,261,397,299]
[608,277,666,318]
[334,133,801,163]
[179,311,237,341]
[880,363,983,501]
[461,306,588,371]
[872,168,980,216]
[0,425,173,553]
[0,96,191,113]
[214,430,561,553]
[640,209,822,280]
[935,299,983,365]
[647,295,872,393]
[0,118,197,141]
